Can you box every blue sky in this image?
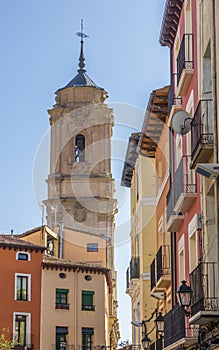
[0,0,169,341]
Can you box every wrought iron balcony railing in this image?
[130,256,140,279]
[150,246,171,291]
[126,267,130,289]
[166,183,175,223]
[11,333,34,349]
[56,303,70,310]
[82,305,95,311]
[150,258,156,290]
[177,33,194,85]
[126,257,140,289]
[168,73,182,115]
[157,245,171,282]
[191,99,214,162]
[166,155,197,219]
[52,345,74,350]
[164,304,198,348]
[190,262,219,317]
[174,156,197,205]
[13,346,34,350]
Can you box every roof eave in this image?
[159,0,184,47]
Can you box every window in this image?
[82,328,94,350]
[56,289,69,309]
[13,313,31,348]
[85,275,92,281]
[82,291,95,311]
[75,134,85,162]
[14,315,27,346]
[87,243,98,252]
[15,274,31,301]
[56,327,68,350]
[16,251,30,261]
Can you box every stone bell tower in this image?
[44,21,117,245]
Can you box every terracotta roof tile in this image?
[0,234,45,252]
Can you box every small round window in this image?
[59,273,67,279]
[85,275,92,281]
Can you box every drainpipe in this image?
[211,0,219,286]
[211,0,219,261]
[212,0,218,162]
[59,221,64,259]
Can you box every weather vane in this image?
[75,19,89,71]
[76,19,89,41]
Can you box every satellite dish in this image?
[171,110,192,135]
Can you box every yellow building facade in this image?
[122,133,157,347]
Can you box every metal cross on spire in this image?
[75,19,89,72]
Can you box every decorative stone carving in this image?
[74,202,87,222]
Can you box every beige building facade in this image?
[41,257,111,350]
[122,133,157,347]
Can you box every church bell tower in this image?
[44,21,117,245]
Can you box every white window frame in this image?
[188,215,199,273]
[15,273,31,301]
[184,0,192,33]
[13,312,31,347]
[16,251,31,261]
[178,235,185,281]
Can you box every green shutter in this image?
[82,291,94,307]
[56,289,69,293]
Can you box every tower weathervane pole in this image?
[75,19,89,72]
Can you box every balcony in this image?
[168,73,182,121]
[130,256,140,279]
[176,34,194,96]
[126,257,140,292]
[190,100,214,169]
[150,246,171,298]
[12,333,34,349]
[150,258,156,291]
[52,345,74,350]
[174,156,197,213]
[166,184,184,232]
[189,262,219,325]
[82,305,95,311]
[164,304,198,350]
[56,303,70,310]
[14,346,34,350]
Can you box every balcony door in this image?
[15,315,27,347]
[56,327,68,350]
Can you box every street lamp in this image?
[154,312,164,336]
[141,334,151,350]
[176,280,193,316]
[141,320,151,350]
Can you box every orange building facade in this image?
[0,235,45,349]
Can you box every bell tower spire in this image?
[76,19,88,72]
